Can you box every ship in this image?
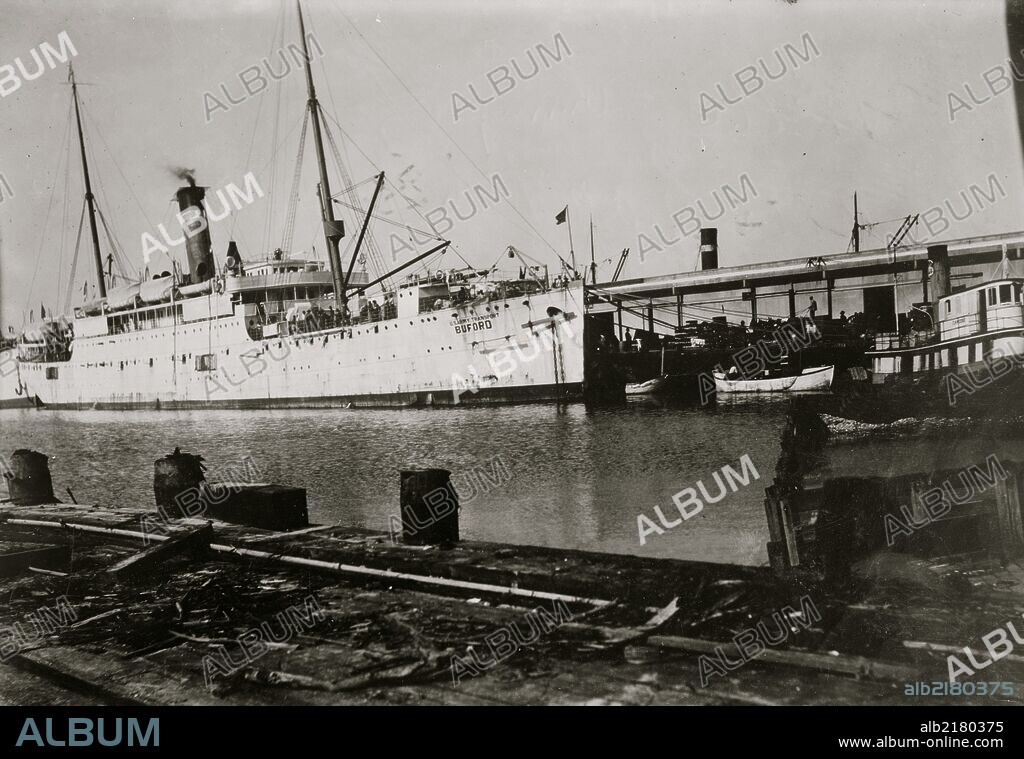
[10,4,588,410]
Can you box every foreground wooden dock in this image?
[2,490,1023,705]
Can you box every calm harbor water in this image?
[0,401,789,565]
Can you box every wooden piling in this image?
[992,467,1024,556]
[4,450,56,505]
[400,469,459,546]
[153,449,205,518]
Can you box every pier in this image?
[586,230,1024,389]
[2,432,1022,706]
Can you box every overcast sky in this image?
[1,0,1021,328]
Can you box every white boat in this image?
[625,345,669,395]
[625,376,669,395]
[713,365,834,394]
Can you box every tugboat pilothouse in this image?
[866,244,1024,383]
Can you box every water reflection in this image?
[0,399,790,565]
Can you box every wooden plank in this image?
[779,496,800,567]
[10,646,223,706]
[993,471,1024,556]
[648,634,920,681]
[106,524,213,578]
[0,545,69,577]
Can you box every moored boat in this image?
[10,3,588,410]
[625,376,669,395]
[713,364,834,394]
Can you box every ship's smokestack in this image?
[927,244,950,301]
[700,227,719,270]
[175,184,215,284]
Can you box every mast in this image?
[566,211,576,274]
[852,192,859,253]
[297,1,346,305]
[69,64,106,299]
[589,215,596,285]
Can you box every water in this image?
[0,400,789,565]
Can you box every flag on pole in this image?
[555,206,567,225]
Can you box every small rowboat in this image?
[625,375,670,395]
[625,345,669,395]
[713,365,834,394]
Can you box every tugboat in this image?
[865,245,1023,385]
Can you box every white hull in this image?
[625,376,669,395]
[0,349,30,408]
[714,365,834,394]
[18,284,586,409]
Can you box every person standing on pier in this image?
[808,296,818,319]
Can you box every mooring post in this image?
[4,449,57,505]
[400,469,459,546]
[763,485,788,574]
[153,448,206,519]
[779,495,800,568]
[992,467,1024,557]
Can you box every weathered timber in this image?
[648,634,920,681]
[153,449,205,518]
[204,483,308,531]
[0,545,70,577]
[4,450,57,505]
[106,524,213,579]
[400,469,458,546]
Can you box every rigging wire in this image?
[308,3,390,282]
[62,199,87,314]
[260,10,287,258]
[80,107,155,230]
[233,0,286,242]
[318,106,392,290]
[281,106,310,254]
[56,107,74,310]
[327,0,559,257]
[80,113,137,283]
[95,208,133,285]
[310,66,534,286]
[330,197,439,238]
[26,97,73,322]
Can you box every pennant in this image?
[555,206,567,225]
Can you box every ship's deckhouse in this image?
[868,277,1024,379]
